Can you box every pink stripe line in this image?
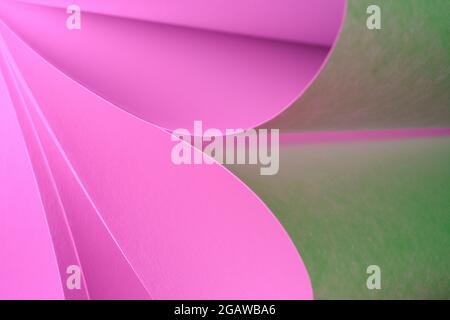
[280,128,450,145]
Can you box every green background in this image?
[231,0,450,299]
[267,0,450,131]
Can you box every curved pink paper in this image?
[0,66,64,299]
[18,0,344,46]
[0,19,313,299]
[1,35,151,299]
[0,0,346,131]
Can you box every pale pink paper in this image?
[0,19,313,299]
[0,0,348,299]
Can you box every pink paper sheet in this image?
[0,0,347,299]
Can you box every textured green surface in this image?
[230,137,450,299]
[266,0,450,131]
[232,0,450,299]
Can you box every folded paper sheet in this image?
[0,0,346,131]
[0,0,347,299]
